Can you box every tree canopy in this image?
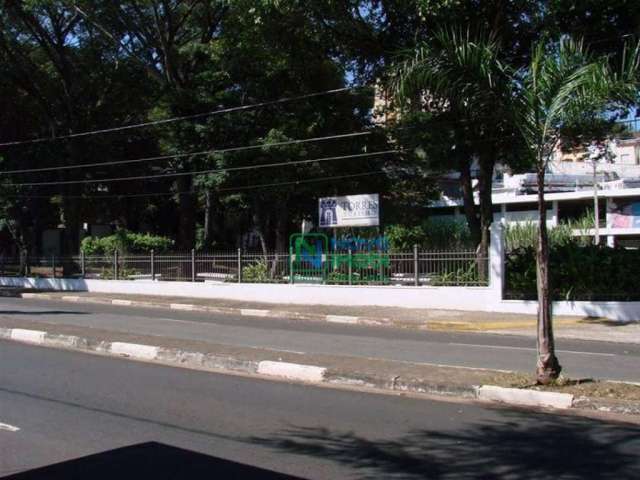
[0,1,638,256]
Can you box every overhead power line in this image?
[0,131,372,175]
[0,86,371,147]
[9,170,386,200]
[8,149,400,187]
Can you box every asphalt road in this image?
[1,341,640,479]
[1,297,639,382]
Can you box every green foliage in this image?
[386,218,474,251]
[504,213,597,251]
[80,230,173,255]
[430,265,482,286]
[241,260,270,282]
[506,245,640,301]
[1,1,639,258]
[96,266,141,281]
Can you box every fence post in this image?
[191,248,196,282]
[289,246,294,284]
[414,244,419,286]
[114,250,119,280]
[51,254,55,278]
[151,250,155,281]
[81,251,86,279]
[348,249,352,285]
[237,248,242,283]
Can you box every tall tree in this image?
[76,0,229,249]
[390,29,523,263]
[0,0,156,255]
[512,38,639,383]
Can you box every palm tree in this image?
[391,31,638,384]
[390,28,519,273]
[512,38,639,384]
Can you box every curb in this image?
[17,292,562,331]
[2,325,625,414]
[21,292,395,328]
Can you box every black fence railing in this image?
[0,249,489,287]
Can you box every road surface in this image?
[0,297,638,381]
[1,342,639,479]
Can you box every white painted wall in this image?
[2,224,638,322]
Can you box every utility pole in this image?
[593,159,600,245]
[587,141,612,246]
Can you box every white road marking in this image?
[0,422,20,432]
[447,342,615,357]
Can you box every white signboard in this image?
[318,194,380,228]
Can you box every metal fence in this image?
[0,248,489,287]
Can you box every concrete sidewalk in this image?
[19,290,640,344]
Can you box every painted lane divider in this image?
[325,315,359,324]
[0,422,20,432]
[240,309,270,317]
[257,361,327,382]
[111,299,133,306]
[110,342,159,360]
[10,329,46,344]
[170,303,195,311]
[19,293,399,328]
[61,295,81,301]
[475,385,574,409]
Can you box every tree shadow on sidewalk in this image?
[247,409,640,479]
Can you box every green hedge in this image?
[81,230,173,255]
[505,244,640,301]
[386,218,473,251]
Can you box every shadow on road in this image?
[4,441,305,480]
[247,409,640,479]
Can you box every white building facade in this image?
[428,122,640,248]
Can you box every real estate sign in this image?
[318,194,380,228]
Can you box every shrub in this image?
[505,244,640,301]
[81,230,173,255]
[386,218,473,251]
[242,260,270,282]
[504,212,596,251]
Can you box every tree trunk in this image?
[203,190,214,250]
[252,212,269,257]
[273,201,289,279]
[476,156,494,279]
[459,157,480,247]
[535,161,561,384]
[176,176,196,250]
[61,191,81,255]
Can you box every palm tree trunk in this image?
[459,157,480,246]
[477,156,494,280]
[535,161,561,384]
